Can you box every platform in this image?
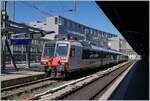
[109,59,149,100]
[1,63,45,88]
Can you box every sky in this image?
[5,1,123,38]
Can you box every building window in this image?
[102,32,104,37]
[55,17,58,24]
[61,18,64,25]
[83,27,85,34]
[95,31,98,36]
[86,28,89,34]
[37,21,41,23]
[67,21,70,28]
[59,17,63,25]
[90,29,93,34]
[93,30,96,35]
[81,26,83,34]
[78,24,81,29]
[74,23,77,30]
[64,20,67,26]
[67,21,69,27]
[70,22,73,29]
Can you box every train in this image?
[41,40,128,77]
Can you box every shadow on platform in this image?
[109,59,149,100]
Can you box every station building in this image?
[7,16,117,64]
[108,37,119,51]
[6,38,50,64]
[119,36,139,60]
[29,16,117,48]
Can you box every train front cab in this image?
[41,41,71,77]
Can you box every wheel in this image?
[44,66,51,77]
[64,72,70,80]
[44,66,48,72]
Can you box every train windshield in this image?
[55,43,68,57]
[43,43,55,57]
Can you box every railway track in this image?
[1,67,100,100]
[1,77,60,100]
[23,60,135,100]
[1,65,108,100]
[2,77,53,91]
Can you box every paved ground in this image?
[109,59,149,100]
[1,63,44,73]
[1,63,45,81]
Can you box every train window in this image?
[96,51,101,59]
[43,43,55,57]
[70,48,75,57]
[82,49,86,59]
[89,51,93,58]
[90,51,98,59]
[82,49,97,59]
[82,49,89,59]
[112,54,115,59]
[100,51,105,58]
[96,51,100,58]
[101,51,106,58]
[93,52,99,59]
[106,52,110,58]
[55,43,68,57]
[82,49,98,59]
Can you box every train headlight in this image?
[41,62,48,65]
[61,62,65,65]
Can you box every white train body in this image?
[41,40,128,77]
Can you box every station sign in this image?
[10,38,32,45]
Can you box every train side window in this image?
[98,51,102,58]
[98,51,101,58]
[103,52,105,58]
[82,49,88,59]
[70,48,75,57]
[89,51,93,59]
[82,49,86,59]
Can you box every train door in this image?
[69,46,82,71]
[99,51,103,66]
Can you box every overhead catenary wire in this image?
[20,1,52,16]
[59,0,76,12]
[46,0,76,12]
[21,1,76,14]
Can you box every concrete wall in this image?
[108,37,119,51]
[30,16,59,40]
[29,16,116,48]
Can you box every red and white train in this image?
[41,40,128,77]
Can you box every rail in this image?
[24,60,135,100]
[1,77,58,100]
[2,77,52,91]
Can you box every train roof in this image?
[75,41,127,56]
[70,40,127,56]
[45,40,128,56]
[91,45,127,56]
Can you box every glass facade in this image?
[5,39,50,64]
[30,16,117,49]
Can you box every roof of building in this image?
[58,16,117,38]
